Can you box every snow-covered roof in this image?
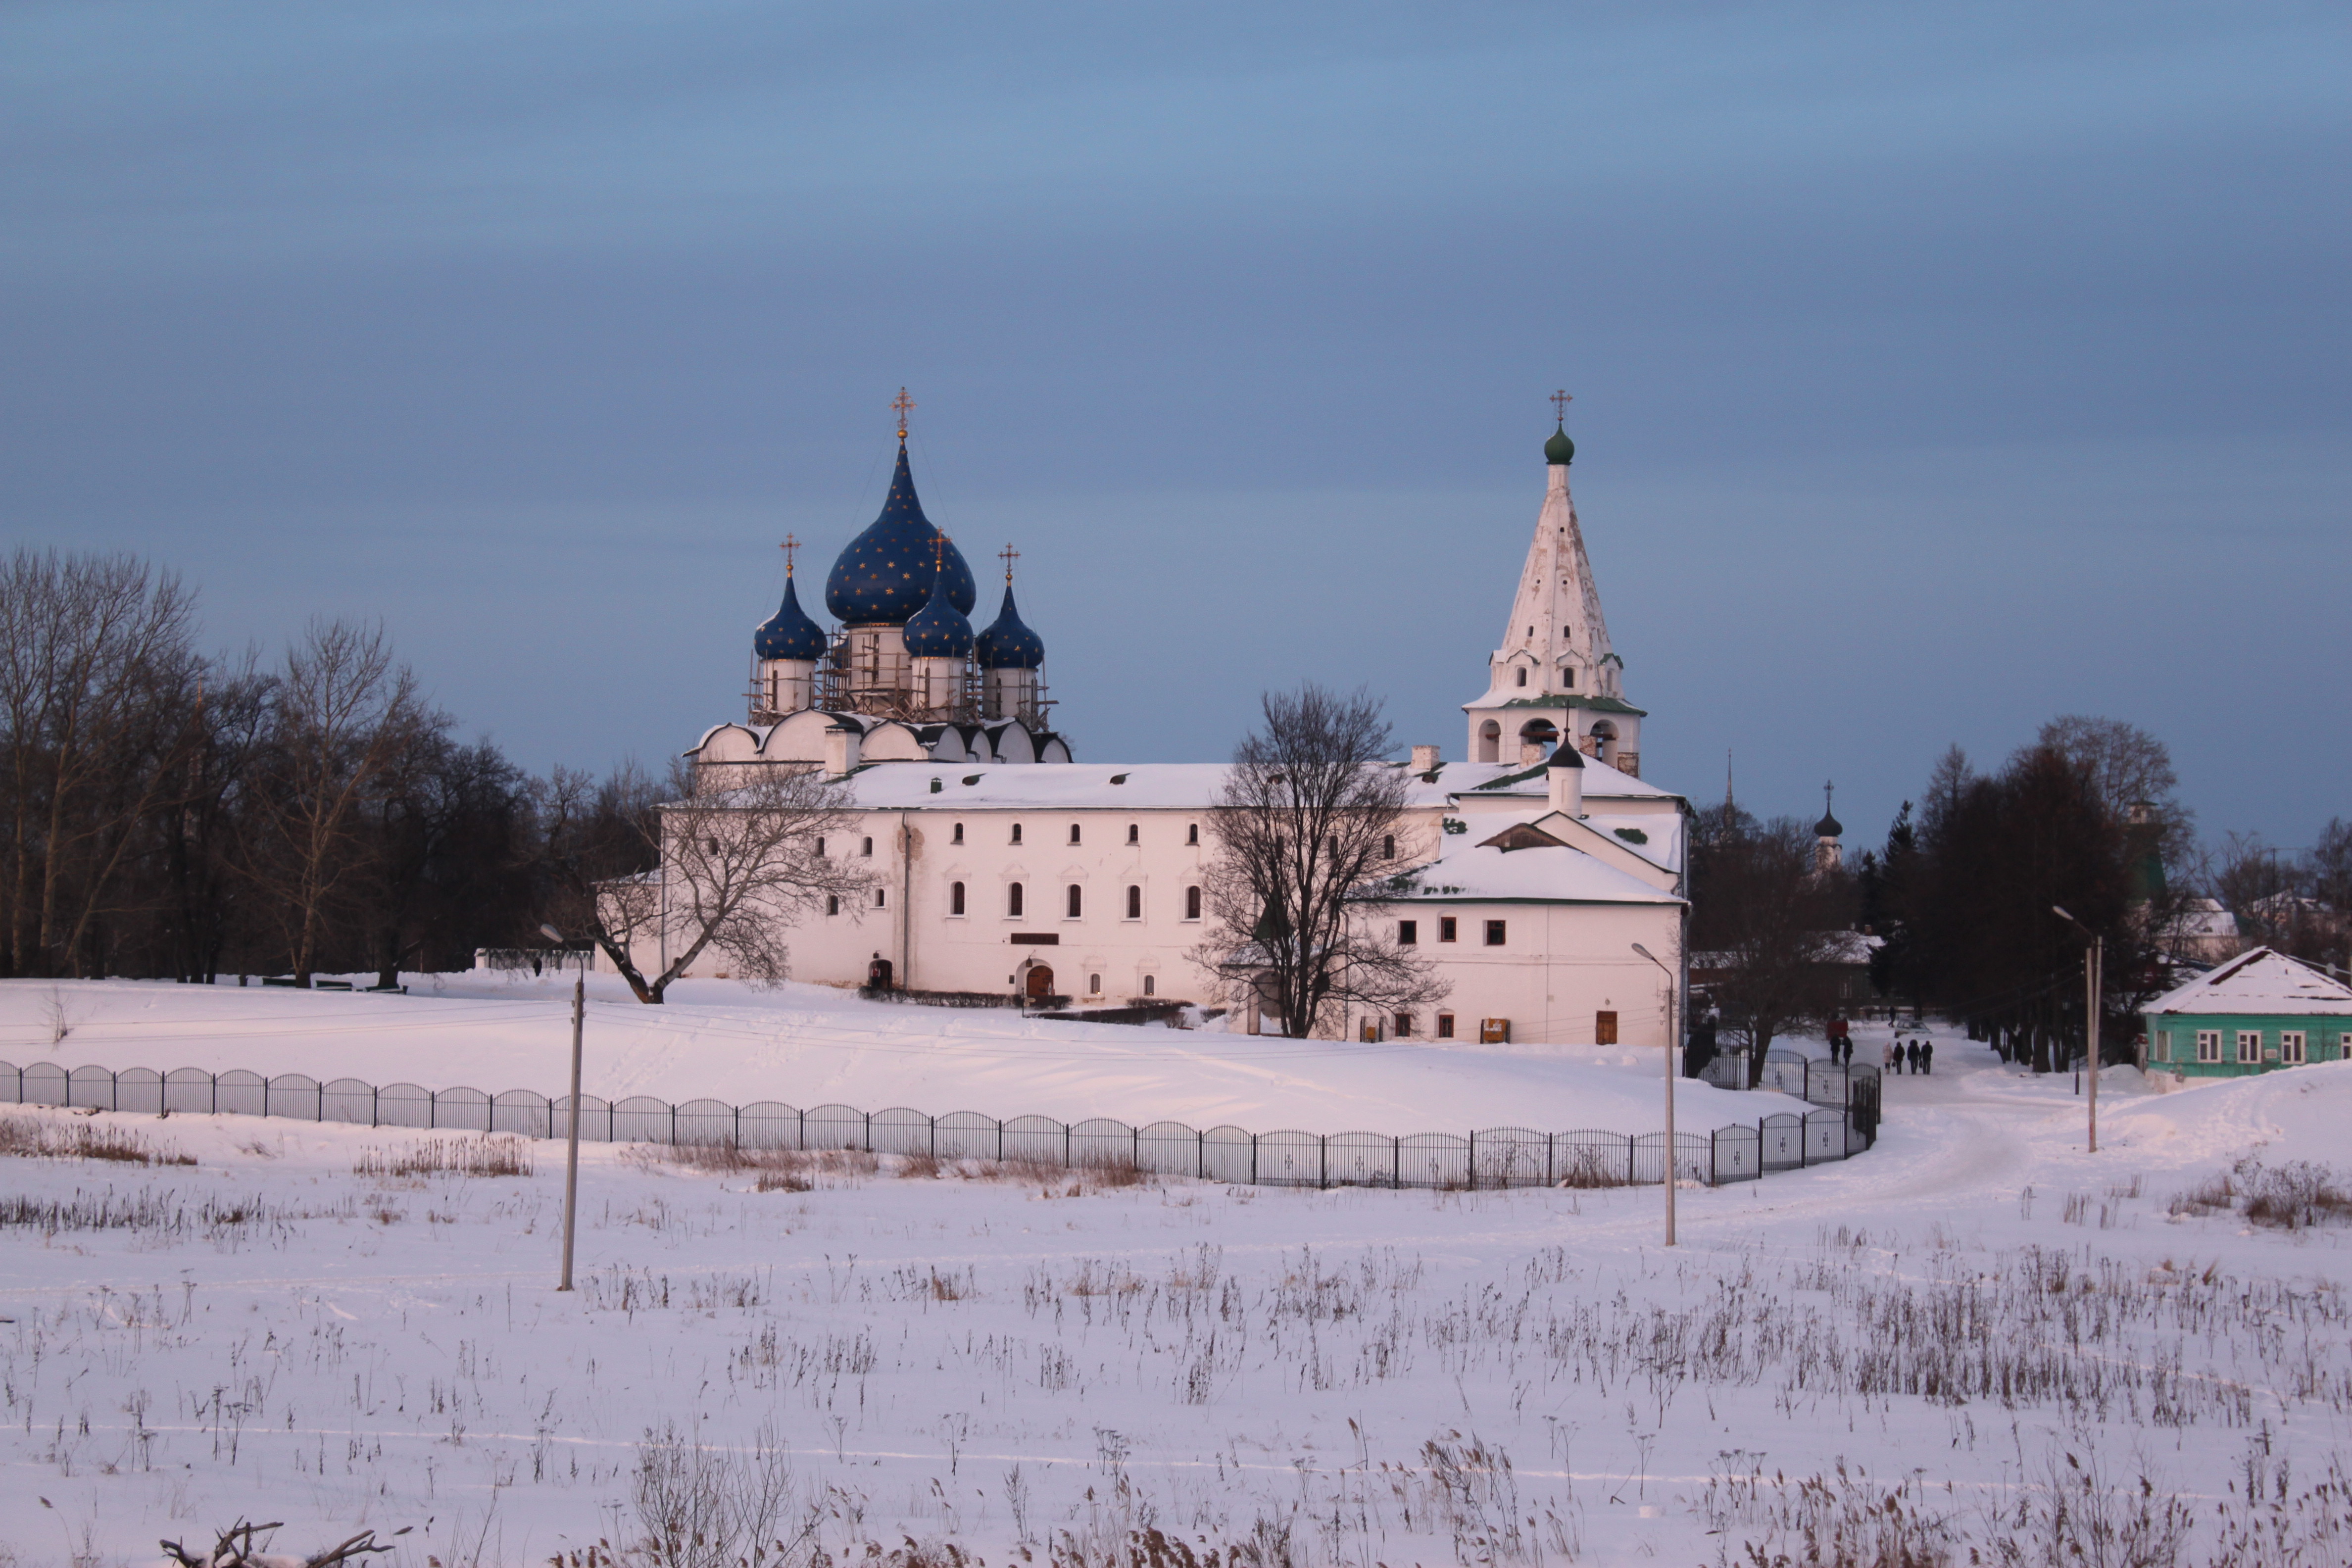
[2147,947,2352,1017]
[1423,758,1677,805]
[765,758,1682,815]
[1373,812,1681,907]
[2159,898,2240,939]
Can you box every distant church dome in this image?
[752,574,828,661]
[902,570,976,659]
[974,584,1045,670]
[1545,422,1575,466]
[1815,809,1843,838]
[825,442,978,625]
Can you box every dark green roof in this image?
[1545,423,1575,465]
[1492,694,1648,716]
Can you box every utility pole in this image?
[2053,907,2102,1154]
[1633,942,1676,1246]
[541,924,586,1290]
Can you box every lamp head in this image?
[1631,943,1657,964]
[539,924,565,944]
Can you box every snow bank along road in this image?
[4,982,2352,1565]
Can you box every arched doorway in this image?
[1025,964,1056,1001]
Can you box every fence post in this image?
[1064,1121,1070,1169]
[671,1102,678,1147]
[997,1117,1004,1163]
[735,1104,742,1147]
[1250,1134,1258,1185]
[372,1084,380,1128]
[261,1077,269,1119]
[1319,1136,1327,1191]
[933,1115,939,1161]
[1628,1135,1635,1186]
[798,1106,807,1153]
[1467,1130,1474,1192]
[1131,1124,1138,1171]
[1197,1127,1204,1180]
[863,1110,871,1155]
[211,1072,217,1116]
[1392,1135,1400,1191]
[1799,1118,1808,1168]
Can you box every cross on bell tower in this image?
[781,533,799,576]
[998,542,1020,584]
[891,387,916,441]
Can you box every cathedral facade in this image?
[619,405,1689,1047]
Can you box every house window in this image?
[1066,884,1083,918]
[950,882,966,916]
[952,823,964,844]
[1436,1013,1455,1039]
[1564,668,1575,689]
[1516,667,1528,687]
[875,888,887,909]
[1127,823,1139,845]
[1484,919,1507,946]
[1011,824,1023,845]
[2197,1029,2221,1063]
[1393,1012,1413,1037]
[1382,834,1395,859]
[1184,885,1202,920]
[1398,920,1418,945]
[1143,975,1156,996]
[1069,824,1082,845]
[1595,1010,1619,1045]
[2282,1030,2306,1065]
[2154,1029,2170,1062]
[861,836,874,857]
[1187,823,1199,845]
[826,894,840,916]
[1439,917,1458,943]
[1126,885,1142,919]
[2238,1030,2261,1064]
[2341,1032,2352,1059]
[1007,882,1024,918]
[1089,974,1102,995]
[816,837,826,857]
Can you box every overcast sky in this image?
[4,2,2346,854]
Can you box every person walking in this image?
[1905,1040,1921,1075]
[1922,1039,1935,1076]
[1883,1039,1897,1073]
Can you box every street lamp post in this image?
[1632,941,1676,1247]
[2052,907,2103,1155]
[540,924,585,1290]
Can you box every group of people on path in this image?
[1884,1036,1934,1075]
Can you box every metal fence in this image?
[0,1058,1876,1190]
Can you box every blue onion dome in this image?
[901,569,975,659]
[752,574,828,661]
[824,442,978,624]
[975,583,1045,670]
[1545,421,1575,466]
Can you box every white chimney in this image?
[1546,745,1584,818]
[1410,744,1440,774]
[823,723,860,778]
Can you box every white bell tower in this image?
[1462,393,1645,774]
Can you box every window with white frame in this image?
[2154,1029,2170,1062]
[2197,1030,2221,1063]
[2237,1029,2262,1064]
[2282,1030,2306,1064]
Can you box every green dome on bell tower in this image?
[1544,422,1575,466]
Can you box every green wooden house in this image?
[2143,947,2352,1078]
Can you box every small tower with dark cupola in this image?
[975,544,1050,726]
[749,537,828,721]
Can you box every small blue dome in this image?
[752,575,828,661]
[825,442,978,625]
[902,570,975,659]
[975,584,1045,670]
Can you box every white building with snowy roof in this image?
[616,407,1688,1046]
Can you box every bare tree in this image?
[2036,714,2196,861]
[1191,684,1445,1038]
[543,760,872,1003]
[1692,815,1854,1085]
[0,549,206,976]
[237,619,424,984]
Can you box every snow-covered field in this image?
[5,979,2352,1567]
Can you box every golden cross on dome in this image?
[780,533,799,576]
[998,542,1020,583]
[891,387,916,440]
[1552,390,1572,422]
